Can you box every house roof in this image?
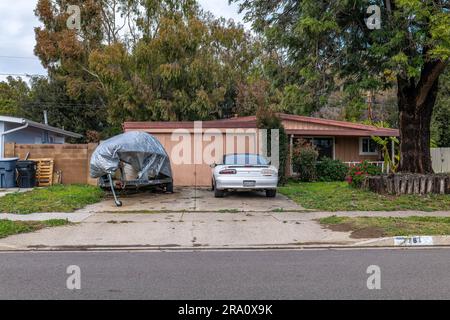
[280,114,399,137]
[123,113,399,137]
[0,116,83,138]
[123,119,258,130]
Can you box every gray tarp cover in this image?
[90,131,172,180]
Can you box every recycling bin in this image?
[0,158,18,188]
[16,160,37,188]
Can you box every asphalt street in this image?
[1,248,450,299]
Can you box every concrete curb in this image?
[2,236,450,252]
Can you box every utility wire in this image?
[23,103,106,108]
[0,55,39,60]
[0,73,46,77]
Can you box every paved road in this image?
[1,249,450,299]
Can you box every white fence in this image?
[431,148,450,173]
[344,161,389,173]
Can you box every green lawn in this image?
[319,215,450,238]
[279,181,450,211]
[0,185,104,214]
[0,219,70,239]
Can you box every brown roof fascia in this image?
[123,120,257,130]
[286,129,399,137]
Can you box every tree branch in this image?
[415,59,448,107]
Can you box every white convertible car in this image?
[211,153,278,198]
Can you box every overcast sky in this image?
[0,0,245,82]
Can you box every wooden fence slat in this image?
[431,148,450,173]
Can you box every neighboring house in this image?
[124,113,399,186]
[0,116,83,157]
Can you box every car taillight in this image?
[219,169,237,174]
[261,169,276,176]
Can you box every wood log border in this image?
[362,174,450,195]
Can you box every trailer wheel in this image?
[115,200,123,207]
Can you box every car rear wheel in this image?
[214,187,225,198]
[266,189,276,198]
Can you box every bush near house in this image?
[292,142,318,182]
[256,109,289,184]
[347,161,382,188]
[316,158,348,182]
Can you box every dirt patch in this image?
[323,223,384,239]
[350,227,384,239]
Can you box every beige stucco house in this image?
[124,113,399,186]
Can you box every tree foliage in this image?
[234,0,450,173]
[31,0,260,131]
[0,77,30,117]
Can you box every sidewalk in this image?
[2,210,450,250]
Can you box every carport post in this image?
[289,134,293,175]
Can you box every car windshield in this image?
[223,154,269,165]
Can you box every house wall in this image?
[2,122,66,144]
[127,129,260,187]
[5,143,98,185]
[130,130,381,184]
[334,137,380,162]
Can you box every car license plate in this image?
[243,180,256,187]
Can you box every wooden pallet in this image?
[30,158,54,187]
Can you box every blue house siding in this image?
[0,116,82,158]
[3,123,66,144]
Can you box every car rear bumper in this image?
[215,176,278,190]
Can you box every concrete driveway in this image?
[0,211,354,250]
[80,187,304,213]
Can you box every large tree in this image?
[234,0,450,173]
[0,77,30,116]
[88,2,258,124]
[33,0,259,129]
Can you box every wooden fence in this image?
[5,143,99,186]
[431,148,450,173]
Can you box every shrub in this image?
[256,108,288,184]
[292,141,318,182]
[347,161,382,188]
[316,158,348,182]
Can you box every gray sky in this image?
[0,0,245,82]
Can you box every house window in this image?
[313,138,334,159]
[295,137,335,160]
[360,137,378,155]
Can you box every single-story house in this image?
[0,116,83,157]
[123,113,399,186]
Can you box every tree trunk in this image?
[397,78,439,174]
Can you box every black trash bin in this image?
[0,158,18,188]
[16,160,37,188]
